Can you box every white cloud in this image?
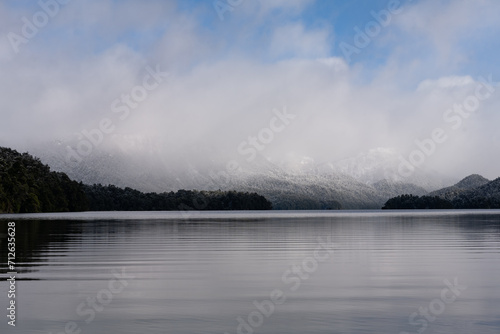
[417,76,475,91]
[0,0,499,180]
[393,0,500,64]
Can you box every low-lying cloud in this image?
[1,0,499,180]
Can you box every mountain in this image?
[383,175,500,209]
[324,147,456,190]
[455,174,491,189]
[24,138,456,210]
[451,177,500,209]
[428,174,490,200]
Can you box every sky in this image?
[0,0,499,179]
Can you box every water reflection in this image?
[0,211,499,334]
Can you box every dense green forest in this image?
[84,185,272,211]
[382,194,453,209]
[382,184,500,209]
[0,147,272,213]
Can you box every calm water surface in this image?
[1,210,500,334]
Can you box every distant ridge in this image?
[429,174,490,200]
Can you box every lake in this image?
[1,210,500,334]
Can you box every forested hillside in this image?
[0,147,272,213]
[0,147,88,213]
[428,174,490,201]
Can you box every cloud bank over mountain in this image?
[1,0,499,180]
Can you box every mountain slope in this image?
[383,176,500,209]
[452,178,500,209]
[326,147,456,190]
[372,179,428,199]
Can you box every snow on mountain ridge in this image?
[26,139,456,209]
[329,147,401,183]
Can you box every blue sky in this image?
[2,0,499,78]
[1,0,500,177]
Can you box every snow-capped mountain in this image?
[27,136,456,209]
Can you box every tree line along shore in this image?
[0,147,272,213]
